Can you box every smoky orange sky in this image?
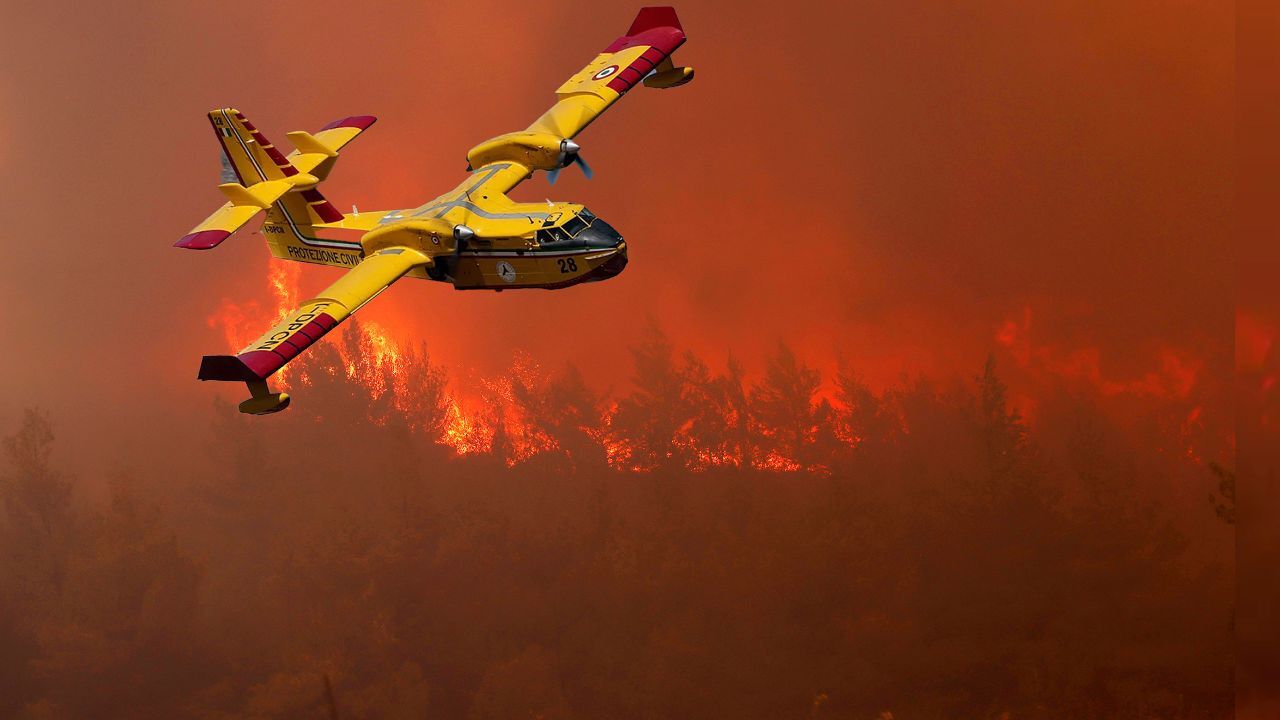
[0,0,1232,474]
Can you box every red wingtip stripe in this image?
[242,314,339,380]
[605,31,685,92]
[319,115,377,132]
[175,229,231,250]
[603,25,685,55]
[627,6,682,34]
[238,351,285,380]
[198,313,340,382]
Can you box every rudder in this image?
[209,108,301,185]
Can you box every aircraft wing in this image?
[198,247,430,385]
[526,6,692,140]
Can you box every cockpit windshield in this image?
[563,214,589,237]
[537,209,595,244]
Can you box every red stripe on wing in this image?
[627,6,682,34]
[602,14,686,94]
[198,313,339,382]
[603,25,685,54]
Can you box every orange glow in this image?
[206,259,303,384]
[221,267,1229,473]
[1237,311,1275,372]
[995,307,1205,401]
[210,261,1224,473]
[0,4,1238,713]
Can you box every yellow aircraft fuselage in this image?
[302,156,630,292]
[176,6,694,413]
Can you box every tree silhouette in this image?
[835,364,892,448]
[750,343,821,467]
[1,409,71,543]
[612,323,690,470]
[0,326,1235,719]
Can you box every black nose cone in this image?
[596,246,628,280]
[579,217,624,249]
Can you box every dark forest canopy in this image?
[0,326,1233,719]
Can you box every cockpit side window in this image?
[537,226,570,244]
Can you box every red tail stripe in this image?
[319,115,377,131]
[300,189,345,222]
[175,229,231,250]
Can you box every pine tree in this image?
[750,343,821,468]
[613,324,690,470]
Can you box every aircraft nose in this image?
[580,217,624,249]
[596,244,628,279]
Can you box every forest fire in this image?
[202,261,1229,476]
[993,306,1227,466]
[0,0,1238,714]
[206,260,302,384]
[441,397,490,455]
[205,259,832,470]
[995,306,1205,400]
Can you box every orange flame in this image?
[441,397,491,455]
[206,259,302,383]
[211,266,1222,473]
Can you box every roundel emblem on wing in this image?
[592,65,619,80]
[496,261,517,283]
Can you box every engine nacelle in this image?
[466,131,566,172]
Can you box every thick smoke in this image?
[0,0,1235,715]
[0,325,1234,717]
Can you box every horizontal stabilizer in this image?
[286,130,339,158]
[218,179,293,208]
[175,179,296,250]
[175,229,234,250]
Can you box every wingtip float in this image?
[174,7,694,415]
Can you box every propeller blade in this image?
[574,154,594,180]
[547,166,561,185]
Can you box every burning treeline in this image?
[0,294,1234,718]
[206,260,1226,475]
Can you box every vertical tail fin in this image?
[208,108,302,184]
[180,108,376,251]
[209,108,345,224]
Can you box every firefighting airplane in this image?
[176,7,693,415]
